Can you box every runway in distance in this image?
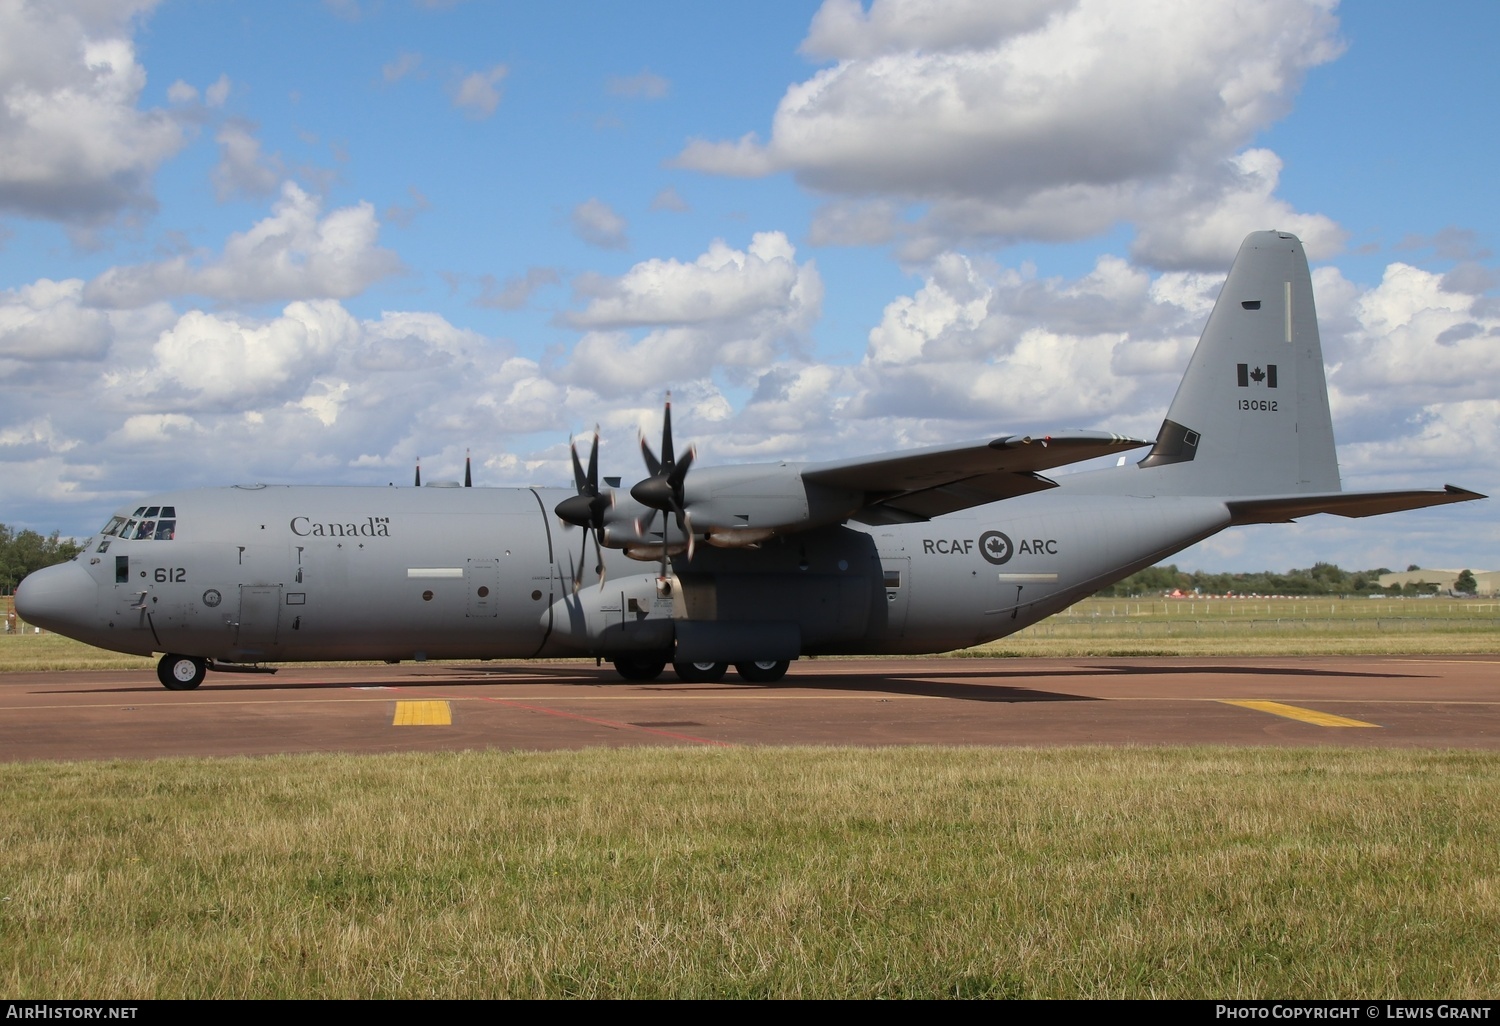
[15,231,1484,689]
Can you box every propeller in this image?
[553,429,610,591]
[631,392,697,577]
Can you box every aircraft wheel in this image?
[613,655,667,682]
[673,660,728,683]
[734,659,790,683]
[158,654,207,691]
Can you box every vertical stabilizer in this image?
[1138,231,1340,496]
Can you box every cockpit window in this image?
[102,507,177,540]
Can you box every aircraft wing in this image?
[803,431,1150,524]
[1225,485,1486,525]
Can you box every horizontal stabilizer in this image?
[1226,485,1485,525]
[806,431,1149,523]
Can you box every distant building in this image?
[1376,570,1497,596]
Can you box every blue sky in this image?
[1,0,1496,574]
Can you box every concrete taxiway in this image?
[2,655,1498,762]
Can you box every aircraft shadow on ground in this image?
[1086,663,1429,680]
[39,659,1429,699]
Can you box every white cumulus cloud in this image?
[0,279,113,361]
[678,0,1346,267]
[211,119,283,200]
[452,64,507,119]
[83,183,402,306]
[571,198,629,250]
[560,232,823,396]
[0,0,185,223]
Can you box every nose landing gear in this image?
[157,653,207,690]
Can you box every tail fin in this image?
[1138,230,1340,496]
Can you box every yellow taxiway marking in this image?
[1220,700,1380,728]
[393,700,452,726]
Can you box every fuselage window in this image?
[101,516,128,537]
[154,520,176,540]
[135,520,156,540]
[121,519,138,539]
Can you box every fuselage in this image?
[15,476,1231,665]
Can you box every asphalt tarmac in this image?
[2,655,1498,762]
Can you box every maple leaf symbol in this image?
[1250,366,1266,384]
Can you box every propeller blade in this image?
[659,505,670,583]
[671,445,695,489]
[570,435,587,492]
[591,527,607,590]
[639,432,661,478]
[585,427,599,493]
[659,391,675,468]
[573,523,589,592]
[464,450,472,488]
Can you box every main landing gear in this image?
[611,656,790,684]
[733,659,790,683]
[612,655,668,681]
[157,653,207,691]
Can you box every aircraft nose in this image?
[14,560,96,634]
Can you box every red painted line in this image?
[392,687,735,747]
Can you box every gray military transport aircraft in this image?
[15,231,1485,689]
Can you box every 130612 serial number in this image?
[1237,399,1278,412]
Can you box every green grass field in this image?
[979,596,1500,656]
[2,747,1498,999]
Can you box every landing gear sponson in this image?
[611,656,790,683]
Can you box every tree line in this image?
[1094,562,1477,597]
[0,524,82,595]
